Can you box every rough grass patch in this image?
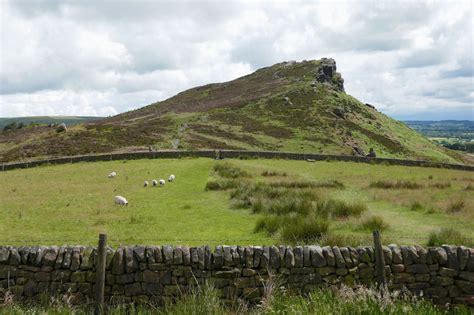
[360,215,389,232]
[316,199,367,218]
[465,184,474,191]
[213,162,250,178]
[429,182,451,189]
[410,201,424,211]
[369,180,422,189]
[261,170,288,177]
[427,228,471,246]
[446,200,465,213]
[280,216,329,243]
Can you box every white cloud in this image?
[0,0,472,120]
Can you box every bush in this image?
[369,180,422,189]
[446,200,465,213]
[360,215,389,232]
[427,228,471,246]
[280,216,329,243]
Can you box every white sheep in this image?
[144,180,149,187]
[114,195,128,206]
[152,179,158,187]
[108,171,117,178]
[159,179,165,186]
[168,174,175,182]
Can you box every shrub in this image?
[280,216,329,243]
[446,200,465,213]
[369,180,422,189]
[410,201,423,211]
[427,228,471,246]
[360,215,389,232]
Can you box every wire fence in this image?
[1,235,473,246]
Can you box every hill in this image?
[404,120,473,140]
[0,116,104,130]
[0,58,468,164]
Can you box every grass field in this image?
[0,158,473,247]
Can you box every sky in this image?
[0,0,473,120]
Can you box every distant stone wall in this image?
[1,245,473,306]
[1,150,473,172]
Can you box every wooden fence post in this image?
[373,230,387,290]
[95,233,107,314]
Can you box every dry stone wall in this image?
[2,150,473,172]
[1,245,473,306]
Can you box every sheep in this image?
[144,180,149,187]
[152,179,158,187]
[108,171,117,178]
[159,179,165,186]
[168,174,175,182]
[114,195,128,206]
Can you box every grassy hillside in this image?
[0,158,472,246]
[0,116,103,130]
[0,59,467,164]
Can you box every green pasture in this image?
[0,158,472,246]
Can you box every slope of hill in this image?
[0,116,104,130]
[0,58,468,164]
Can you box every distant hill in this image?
[0,116,104,130]
[403,120,473,140]
[0,58,469,164]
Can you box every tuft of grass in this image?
[410,201,424,211]
[360,215,389,232]
[429,182,451,189]
[465,184,474,191]
[269,180,344,189]
[261,170,288,177]
[280,216,329,243]
[213,162,250,178]
[316,199,367,218]
[446,200,465,214]
[205,179,240,191]
[254,215,283,235]
[427,228,472,246]
[369,180,422,189]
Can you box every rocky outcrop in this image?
[314,58,344,92]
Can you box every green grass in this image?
[0,285,469,314]
[0,158,473,246]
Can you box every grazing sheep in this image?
[144,180,149,187]
[108,171,117,178]
[152,179,158,187]
[168,174,175,182]
[159,179,165,186]
[114,195,128,206]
